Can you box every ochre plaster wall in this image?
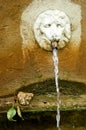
[0,0,86,96]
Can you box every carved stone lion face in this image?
[34,10,71,51]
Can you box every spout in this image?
[51,41,58,49]
[34,9,71,51]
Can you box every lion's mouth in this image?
[51,40,60,49]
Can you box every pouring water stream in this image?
[52,48,61,130]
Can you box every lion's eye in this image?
[48,24,51,27]
[45,24,51,28]
[56,23,64,28]
[56,24,61,27]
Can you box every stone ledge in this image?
[0,93,86,114]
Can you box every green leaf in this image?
[7,107,16,121]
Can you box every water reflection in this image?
[0,121,86,130]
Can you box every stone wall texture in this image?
[0,0,86,96]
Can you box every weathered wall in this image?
[0,0,86,97]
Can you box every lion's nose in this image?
[52,34,60,40]
[52,35,60,42]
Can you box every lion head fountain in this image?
[34,10,71,51]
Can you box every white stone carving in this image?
[34,10,71,51]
